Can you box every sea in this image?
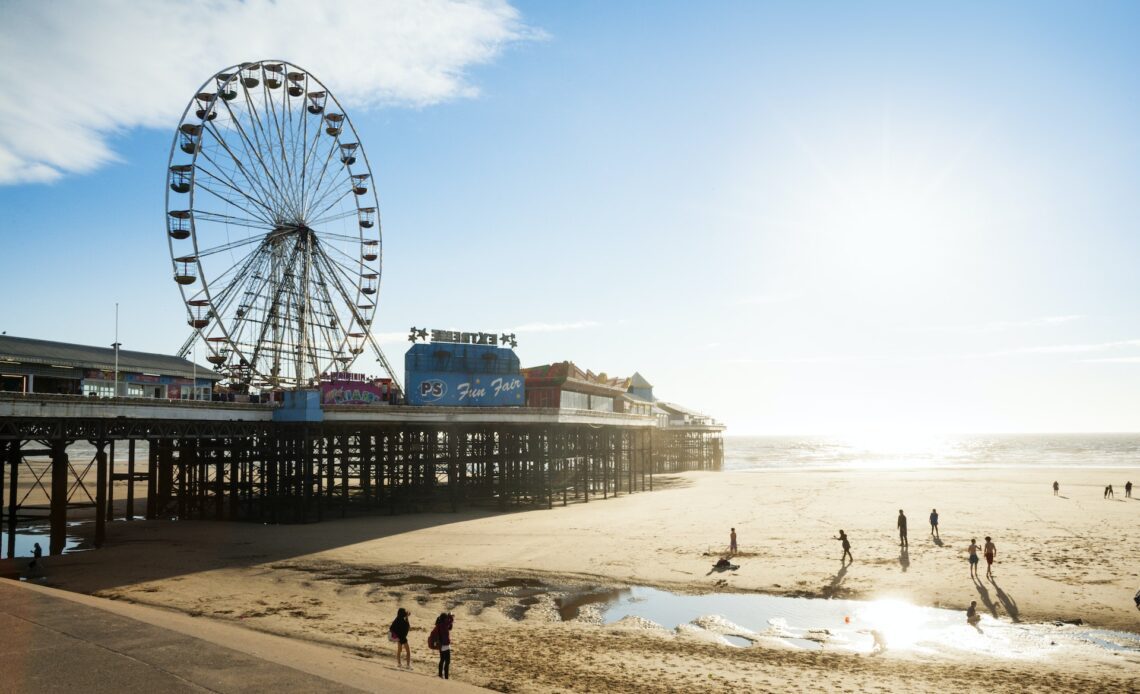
[723,433,1140,472]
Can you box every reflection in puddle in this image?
[573,586,1140,660]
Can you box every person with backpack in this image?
[429,612,454,679]
[390,608,411,669]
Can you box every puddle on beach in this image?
[2,523,90,561]
[568,586,1140,660]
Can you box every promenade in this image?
[0,579,485,693]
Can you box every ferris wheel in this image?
[166,60,398,391]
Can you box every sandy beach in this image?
[10,466,1140,692]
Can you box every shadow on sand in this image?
[991,578,1021,622]
[932,536,944,547]
[898,548,909,572]
[973,578,999,618]
[822,561,849,598]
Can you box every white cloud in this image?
[0,0,539,184]
[1079,356,1140,364]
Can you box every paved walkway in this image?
[0,579,486,693]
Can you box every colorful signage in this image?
[406,372,524,407]
[320,379,390,405]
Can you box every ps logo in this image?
[419,379,446,401]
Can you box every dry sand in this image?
[9,466,1140,692]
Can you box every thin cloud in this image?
[724,338,1140,366]
[507,321,600,333]
[0,0,540,184]
[921,315,1083,334]
[1079,356,1140,364]
[736,292,801,306]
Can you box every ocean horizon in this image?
[723,433,1140,472]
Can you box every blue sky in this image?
[2,1,1140,433]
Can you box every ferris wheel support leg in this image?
[366,333,403,397]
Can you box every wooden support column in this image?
[126,440,136,520]
[106,440,115,522]
[5,441,17,558]
[146,441,158,519]
[49,441,68,556]
[94,441,108,548]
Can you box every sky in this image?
[2,1,1140,434]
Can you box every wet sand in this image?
[10,467,1140,692]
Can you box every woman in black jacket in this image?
[391,608,411,669]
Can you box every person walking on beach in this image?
[835,530,852,563]
[1053,481,1060,496]
[1105,484,1114,499]
[897,510,908,548]
[432,612,454,679]
[390,607,411,669]
[729,527,738,555]
[983,536,997,579]
[966,538,980,579]
[929,509,940,539]
[1126,481,1133,498]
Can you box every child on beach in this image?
[966,600,981,626]
[966,538,980,579]
[983,537,997,578]
[730,528,737,555]
[929,509,939,539]
[390,608,411,669]
[835,530,852,563]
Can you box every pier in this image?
[0,393,723,557]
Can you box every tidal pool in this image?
[577,586,1140,660]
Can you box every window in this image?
[82,381,115,397]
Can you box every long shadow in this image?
[898,547,910,572]
[973,578,999,618]
[822,561,849,598]
[932,536,944,547]
[0,505,548,594]
[990,579,1021,622]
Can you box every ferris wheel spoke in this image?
[308,186,357,227]
[220,91,288,214]
[313,249,374,352]
[192,209,275,232]
[194,234,268,258]
[201,118,283,217]
[308,208,362,227]
[259,81,302,218]
[242,84,297,217]
[310,229,367,244]
[302,129,349,220]
[192,171,276,225]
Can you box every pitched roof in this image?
[0,335,221,381]
[629,371,653,389]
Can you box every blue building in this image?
[404,342,524,407]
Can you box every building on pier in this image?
[0,335,218,400]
